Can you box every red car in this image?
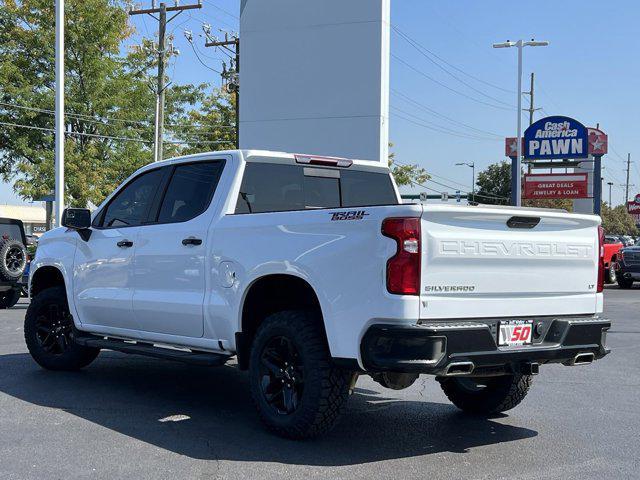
[604,236,624,283]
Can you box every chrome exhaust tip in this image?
[570,352,595,366]
[444,361,475,376]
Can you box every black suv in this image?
[0,218,28,308]
[616,246,640,289]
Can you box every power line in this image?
[0,120,231,145]
[391,108,501,141]
[0,101,151,127]
[202,0,239,19]
[392,54,513,111]
[392,25,515,104]
[393,159,509,202]
[391,89,505,138]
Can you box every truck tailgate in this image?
[419,205,601,319]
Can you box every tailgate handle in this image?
[507,216,540,229]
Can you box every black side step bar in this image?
[75,335,231,366]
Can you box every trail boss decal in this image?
[524,116,588,160]
[330,210,369,221]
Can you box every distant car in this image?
[603,239,624,283]
[0,218,28,308]
[621,235,635,247]
[616,246,640,289]
[25,234,39,247]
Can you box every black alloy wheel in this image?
[259,336,304,415]
[35,303,74,355]
[25,286,100,370]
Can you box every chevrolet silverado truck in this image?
[25,150,611,439]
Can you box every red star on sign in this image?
[505,137,522,157]
[588,128,607,155]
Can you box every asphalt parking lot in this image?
[0,287,638,480]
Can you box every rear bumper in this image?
[361,316,610,376]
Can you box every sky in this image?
[2,0,639,207]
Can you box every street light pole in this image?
[607,181,613,206]
[54,0,64,226]
[493,39,549,207]
[456,162,476,199]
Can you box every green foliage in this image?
[176,88,237,154]
[601,203,639,236]
[0,0,209,207]
[388,144,430,188]
[473,161,511,205]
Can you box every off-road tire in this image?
[24,286,100,370]
[0,238,27,281]
[617,276,634,289]
[0,288,21,309]
[249,310,353,439]
[439,373,533,414]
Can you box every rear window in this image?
[0,223,24,243]
[235,163,398,214]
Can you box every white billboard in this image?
[239,0,390,163]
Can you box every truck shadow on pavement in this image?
[0,351,537,466]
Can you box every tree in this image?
[388,143,430,188]
[175,88,237,154]
[0,0,202,207]
[601,203,639,236]
[473,161,511,205]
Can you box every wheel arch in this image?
[30,265,66,298]
[236,273,327,370]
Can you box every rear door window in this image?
[236,163,304,214]
[156,161,224,223]
[340,170,398,207]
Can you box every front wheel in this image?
[617,276,634,289]
[24,286,100,370]
[439,373,533,414]
[249,310,353,439]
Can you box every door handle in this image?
[182,237,203,246]
[117,240,134,248]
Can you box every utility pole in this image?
[54,0,64,226]
[523,72,541,126]
[625,153,632,203]
[129,1,202,162]
[607,181,613,206]
[204,31,240,148]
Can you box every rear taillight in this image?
[597,226,605,293]
[382,217,421,295]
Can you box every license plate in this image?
[498,320,533,346]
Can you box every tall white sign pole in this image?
[515,40,523,207]
[55,0,65,226]
[493,39,549,207]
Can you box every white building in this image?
[0,204,47,236]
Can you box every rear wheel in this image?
[249,310,353,439]
[617,276,634,289]
[24,286,100,370]
[0,288,21,309]
[606,263,617,284]
[439,373,533,414]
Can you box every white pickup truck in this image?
[26,150,610,439]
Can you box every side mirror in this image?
[62,208,92,241]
